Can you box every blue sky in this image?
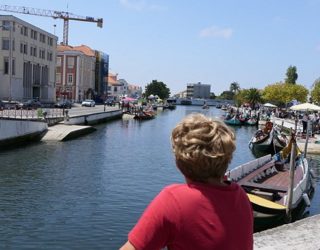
[2,0,320,95]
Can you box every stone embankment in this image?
[42,105,122,141]
[254,215,320,249]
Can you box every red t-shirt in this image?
[128,182,253,250]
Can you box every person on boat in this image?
[120,113,253,250]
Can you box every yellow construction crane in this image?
[0,4,103,45]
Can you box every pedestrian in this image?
[120,113,253,250]
[302,113,309,135]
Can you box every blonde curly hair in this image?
[171,113,236,182]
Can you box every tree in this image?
[230,82,240,94]
[209,92,216,99]
[219,91,234,100]
[262,82,308,106]
[241,88,262,109]
[144,80,170,100]
[311,78,320,104]
[229,82,240,94]
[285,65,298,84]
[262,83,285,106]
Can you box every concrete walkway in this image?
[41,124,96,141]
[254,215,320,249]
[273,117,320,155]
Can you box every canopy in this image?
[290,102,320,111]
[263,103,277,108]
[122,97,136,102]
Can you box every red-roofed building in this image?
[56,44,108,102]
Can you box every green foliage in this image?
[236,88,261,108]
[285,65,298,84]
[262,82,308,106]
[311,78,320,104]
[209,92,216,99]
[219,91,234,100]
[229,82,240,93]
[144,80,171,100]
[262,83,285,106]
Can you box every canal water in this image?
[0,106,319,249]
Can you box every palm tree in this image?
[244,88,262,109]
[230,82,240,94]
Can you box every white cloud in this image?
[119,0,165,11]
[199,26,233,39]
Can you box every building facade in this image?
[127,84,142,98]
[56,45,95,102]
[95,51,109,102]
[56,45,109,103]
[187,82,211,99]
[0,15,57,103]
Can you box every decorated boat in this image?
[224,115,243,126]
[228,136,315,232]
[249,121,274,153]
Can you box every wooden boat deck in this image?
[239,160,305,204]
[263,164,303,188]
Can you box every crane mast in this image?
[0,4,103,45]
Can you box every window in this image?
[47,51,53,61]
[12,39,15,51]
[12,58,15,75]
[67,74,73,84]
[47,37,53,46]
[56,57,62,67]
[4,57,9,74]
[31,29,38,40]
[39,49,45,59]
[40,33,46,43]
[67,57,74,68]
[23,43,28,54]
[2,20,10,30]
[2,38,9,50]
[56,73,61,84]
[23,26,28,36]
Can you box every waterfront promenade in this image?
[254,215,320,249]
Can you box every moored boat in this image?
[245,117,258,126]
[134,110,156,120]
[228,136,314,232]
[224,115,243,126]
[249,121,274,153]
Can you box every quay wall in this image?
[64,110,123,125]
[0,118,48,140]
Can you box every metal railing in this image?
[0,108,63,120]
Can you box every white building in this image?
[0,15,58,103]
[128,84,142,98]
[187,82,211,99]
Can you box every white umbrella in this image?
[263,103,277,108]
[290,103,320,111]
